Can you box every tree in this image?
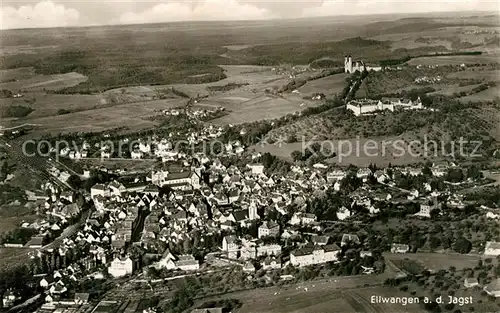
[67,174,82,189]
[453,236,472,254]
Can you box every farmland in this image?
[0,72,88,92]
[298,73,349,97]
[384,252,481,272]
[194,275,426,313]
[407,55,500,66]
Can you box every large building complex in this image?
[346,97,424,116]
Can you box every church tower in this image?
[248,201,259,220]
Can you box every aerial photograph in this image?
[0,0,499,312]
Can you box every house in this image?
[256,244,281,257]
[247,163,264,175]
[484,278,500,297]
[336,207,351,220]
[222,235,239,258]
[39,275,54,288]
[175,255,199,271]
[464,278,479,288]
[49,282,68,295]
[391,243,409,254]
[326,169,346,182]
[311,235,330,246]
[108,256,133,277]
[74,293,90,305]
[356,168,372,179]
[289,212,316,225]
[414,204,433,218]
[242,261,255,273]
[258,221,280,238]
[484,241,500,256]
[290,244,341,267]
[341,234,360,247]
[261,256,281,270]
[91,184,109,198]
[3,290,17,308]
[157,249,176,270]
[26,236,44,248]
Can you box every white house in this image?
[91,184,109,198]
[156,249,176,270]
[336,207,351,221]
[175,255,199,271]
[391,243,410,254]
[484,278,500,297]
[484,241,500,256]
[247,164,264,175]
[290,244,340,267]
[108,256,133,277]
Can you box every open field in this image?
[0,67,37,82]
[210,94,315,124]
[384,252,481,272]
[459,85,500,102]
[0,72,88,92]
[446,69,500,81]
[2,98,183,135]
[1,64,321,133]
[195,275,425,313]
[298,73,348,97]
[371,25,500,51]
[407,55,500,66]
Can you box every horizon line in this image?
[1,9,498,32]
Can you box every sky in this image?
[0,0,498,30]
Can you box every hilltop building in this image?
[346,97,424,116]
[344,55,382,73]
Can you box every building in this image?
[91,184,109,198]
[391,243,410,254]
[341,234,360,247]
[256,244,281,257]
[326,169,346,182]
[151,169,200,190]
[3,290,17,308]
[156,249,176,270]
[344,55,382,73]
[26,236,44,248]
[247,163,264,175]
[222,235,239,259]
[484,278,500,297]
[175,254,199,271]
[346,97,423,116]
[108,256,133,277]
[258,221,280,238]
[464,278,479,288]
[290,244,341,267]
[344,55,365,73]
[261,256,281,270]
[289,212,317,226]
[484,241,500,256]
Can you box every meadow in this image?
[194,275,425,313]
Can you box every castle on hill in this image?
[344,55,382,73]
